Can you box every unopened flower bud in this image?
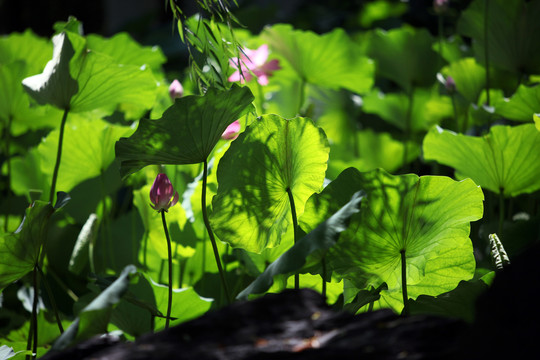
[169,79,184,100]
[150,173,179,212]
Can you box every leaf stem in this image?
[49,108,69,204]
[400,249,409,316]
[298,79,306,116]
[3,115,12,232]
[26,267,39,360]
[321,256,327,299]
[498,189,504,239]
[286,187,300,289]
[36,265,64,334]
[256,82,265,115]
[202,158,231,304]
[484,0,491,107]
[160,210,173,329]
[402,88,414,171]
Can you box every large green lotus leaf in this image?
[0,61,27,123]
[325,168,483,312]
[21,32,79,109]
[362,88,452,133]
[423,124,540,196]
[52,265,137,350]
[115,85,254,178]
[7,147,49,201]
[211,114,329,253]
[0,201,55,291]
[444,58,486,104]
[149,277,213,330]
[38,115,133,193]
[0,61,61,134]
[458,0,540,74]
[0,29,52,74]
[494,84,540,122]
[22,31,158,114]
[367,26,438,92]
[327,129,420,179]
[237,191,364,299]
[262,24,374,94]
[86,32,166,73]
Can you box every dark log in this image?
[41,242,540,360]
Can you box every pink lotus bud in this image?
[222,120,241,140]
[433,0,449,14]
[445,75,456,93]
[149,173,179,212]
[169,79,184,100]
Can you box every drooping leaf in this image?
[458,0,540,75]
[21,32,79,109]
[262,24,374,94]
[423,124,540,196]
[69,213,98,274]
[237,191,364,299]
[367,26,439,92]
[115,85,254,178]
[51,265,137,351]
[494,84,540,122]
[0,201,55,291]
[38,115,133,193]
[342,283,388,314]
[317,168,483,312]
[211,114,329,253]
[22,31,158,115]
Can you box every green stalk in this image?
[4,115,13,232]
[298,79,306,116]
[400,249,409,316]
[321,256,327,299]
[402,89,414,171]
[160,211,173,329]
[256,82,265,115]
[36,266,64,334]
[450,93,460,132]
[49,108,69,204]
[26,267,39,360]
[498,189,504,239]
[437,15,444,68]
[484,0,491,107]
[286,187,300,289]
[99,171,115,270]
[202,158,231,304]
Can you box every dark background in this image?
[0,0,469,70]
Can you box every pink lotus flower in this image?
[228,44,281,86]
[222,120,241,140]
[150,173,179,212]
[169,79,184,100]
